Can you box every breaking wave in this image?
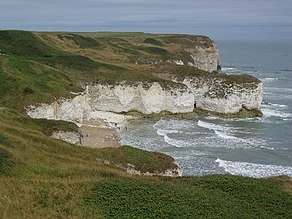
[214,130,238,140]
[216,158,292,178]
[267,102,287,108]
[261,77,278,81]
[197,120,229,132]
[164,135,186,147]
[198,120,238,140]
[157,129,180,136]
[262,108,292,118]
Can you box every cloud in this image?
[1,0,291,40]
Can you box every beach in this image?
[79,111,132,148]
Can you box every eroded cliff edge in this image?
[0,30,262,120]
[27,73,262,122]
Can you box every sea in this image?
[120,40,292,178]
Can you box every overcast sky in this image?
[1,0,291,41]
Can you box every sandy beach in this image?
[79,111,132,148]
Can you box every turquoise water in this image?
[120,40,292,178]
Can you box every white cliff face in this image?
[168,38,220,72]
[88,82,194,114]
[181,77,263,114]
[27,82,194,123]
[185,43,220,72]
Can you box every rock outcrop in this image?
[96,157,181,177]
[27,82,194,123]
[185,44,220,72]
[27,76,262,122]
[136,36,221,72]
[51,130,82,145]
[179,77,263,114]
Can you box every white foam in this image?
[266,87,292,93]
[216,158,292,178]
[262,108,292,118]
[164,135,185,147]
[262,77,278,81]
[260,146,275,150]
[215,130,237,140]
[157,129,180,136]
[197,120,228,131]
[168,150,209,158]
[198,120,238,140]
[221,67,234,71]
[267,102,287,108]
[282,118,292,121]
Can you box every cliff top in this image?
[0,30,259,111]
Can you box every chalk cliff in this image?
[136,36,221,72]
[27,82,194,123]
[27,76,262,122]
[178,77,263,114]
[22,32,261,120]
[171,38,221,72]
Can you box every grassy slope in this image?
[0,30,259,112]
[0,108,291,218]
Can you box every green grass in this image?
[43,55,127,72]
[58,34,102,49]
[0,30,179,110]
[171,65,260,84]
[95,146,178,174]
[86,176,292,218]
[0,108,291,218]
[0,30,64,58]
[194,107,263,118]
[142,46,168,55]
[143,38,164,46]
[0,148,15,175]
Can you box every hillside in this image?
[0,30,261,115]
[0,107,291,218]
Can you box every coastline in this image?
[78,111,132,148]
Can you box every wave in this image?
[215,130,237,140]
[260,146,275,150]
[198,120,238,140]
[197,120,228,131]
[267,102,287,108]
[221,67,235,71]
[261,77,278,81]
[262,108,292,118]
[157,129,180,136]
[168,150,209,158]
[266,87,292,93]
[164,135,186,147]
[216,158,292,178]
